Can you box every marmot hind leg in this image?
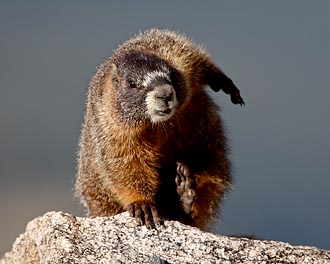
[176,162,196,215]
[86,192,124,217]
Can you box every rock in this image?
[1,211,329,264]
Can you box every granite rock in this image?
[1,211,329,264]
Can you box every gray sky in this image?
[1,1,329,254]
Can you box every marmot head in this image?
[106,51,187,126]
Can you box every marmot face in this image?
[109,51,186,125]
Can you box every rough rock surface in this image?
[1,211,329,264]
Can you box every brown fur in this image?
[75,29,244,230]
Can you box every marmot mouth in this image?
[148,108,174,123]
[156,109,172,115]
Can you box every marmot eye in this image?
[128,80,137,88]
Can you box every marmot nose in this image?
[155,84,174,103]
[156,93,173,103]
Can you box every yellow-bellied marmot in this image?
[75,29,244,230]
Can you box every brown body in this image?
[75,29,244,230]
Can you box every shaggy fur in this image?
[75,29,244,230]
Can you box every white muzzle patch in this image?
[145,85,178,123]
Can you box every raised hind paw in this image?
[175,162,196,214]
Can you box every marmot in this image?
[75,29,244,230]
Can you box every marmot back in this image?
[76,29,244,230]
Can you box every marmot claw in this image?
[128,201,163,229]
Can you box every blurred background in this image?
[1,1,329,255]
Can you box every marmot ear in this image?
[102,63,119,93]
[109,63,119,85]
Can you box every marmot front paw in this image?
[128,201,163,229]
[230,90,245,106]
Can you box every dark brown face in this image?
[109,51,186,125]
